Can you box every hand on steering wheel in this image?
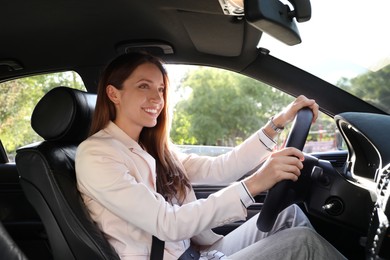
[257,107,313,232]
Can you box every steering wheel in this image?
[257,107,313,232]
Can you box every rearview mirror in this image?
[244,0,311,45]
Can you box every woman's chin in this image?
[144,121,158,128]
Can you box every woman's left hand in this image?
[272,95,319,128]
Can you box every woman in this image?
[75,52,345,259]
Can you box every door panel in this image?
[193,184,266,235]
[0,162,52,259]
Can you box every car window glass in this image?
[259,0,390,115]
[167,65,345,155]
[0,71,86,162]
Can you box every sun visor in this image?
[178,10,245,57]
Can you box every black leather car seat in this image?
[15,87,120,260]
[0,220,28,260]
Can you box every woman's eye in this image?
[159,87,165,93]
[139,84,148,89]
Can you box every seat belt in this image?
[151,179,165,259]
[150,235,165,260]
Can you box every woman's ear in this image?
[106,85,120,104]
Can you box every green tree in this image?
[337,64,390,113]
[170,67,293,146]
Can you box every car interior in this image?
[1,0,390,259]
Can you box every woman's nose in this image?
[150,89,163,103]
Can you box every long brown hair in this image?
[90,52,191,203]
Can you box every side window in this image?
[0,71,86,161]
[167,65,343,155]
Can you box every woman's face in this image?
[107,62,165,140]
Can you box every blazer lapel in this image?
[128,147,157,190]
[105,121,158,191]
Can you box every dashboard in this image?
[335,112,390,259]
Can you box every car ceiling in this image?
[1,0,261,87]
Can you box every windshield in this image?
[258,0,390,114]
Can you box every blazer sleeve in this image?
[177,130,273,184]
[76,137,248,242]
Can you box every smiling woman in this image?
[74,51,346,260]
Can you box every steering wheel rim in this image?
[257,107,313,232]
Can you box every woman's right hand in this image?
[243,147,305,196]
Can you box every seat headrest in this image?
[31,87,96,142]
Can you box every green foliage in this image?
[0,71,85,160]
[337,64,390,113]
[170,67,293,146]
[171,64,390,148]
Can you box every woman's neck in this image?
[113,119,141,143]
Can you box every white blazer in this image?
[75,121,272,259]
